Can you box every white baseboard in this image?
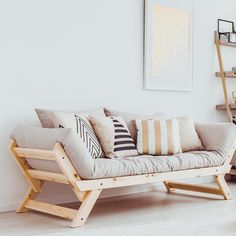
[0,176,214,213]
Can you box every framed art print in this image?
[144,0,193,91]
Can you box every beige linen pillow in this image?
[90,116,138,158]
[36,107,105,128]
[135,119,182,155]
[51,112,105,159]
[177,116,203,152]
[104,108,163,143]
[153,115,203,152]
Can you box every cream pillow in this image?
[135,119,182,155]
[177,116,203,152]
[153,115,203,152]
[90,116,138,158]
[51,112,105,159]
[36,107,105,128]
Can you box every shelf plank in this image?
[229,169,236,176]
[214,31,236,48]
[216,103,236,110]
[219,41,236,48]
[215,71,236,78]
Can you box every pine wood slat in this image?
[166,182,222,195]
[219,40,236,48]
[216,103,236,110]
[215,71,236,78]
[14,147,56,161]
[230,169,236,176]
[76,165,231,191]
[25,200,77,220]
[27,169,68,184]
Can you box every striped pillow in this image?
[135,119,182,155]
[90,116,138,158]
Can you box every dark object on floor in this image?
[233,116,236,125]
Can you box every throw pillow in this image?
[153,115,203,152]
[104,108,163,143]
[90,116,138,158]
[177,116,203,152]
[51,112,105,159]
[36,107,106,128]
[134,119,182,155]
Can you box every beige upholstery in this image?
[11,123,236,180]
[35,107,106,128]
[92,151,223,179]
[177,116,203,152]
[195,122,236,157]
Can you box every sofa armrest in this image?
[10,125,95,179]
[10,125,71,149]
[195,123,236,161]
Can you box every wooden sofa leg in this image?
[214,175,232,200]
[71,190,102,228]
[163,181,172,193]
[17,187,40,213]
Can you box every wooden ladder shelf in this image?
[214,31,235,122]
[215,31,236,176]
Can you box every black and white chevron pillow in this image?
[74,115,104,158]
[53,112,105,159]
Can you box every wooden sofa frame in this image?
[9,139,235,228]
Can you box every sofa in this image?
[9,108,236,228]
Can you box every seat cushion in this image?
[89,151,224,179]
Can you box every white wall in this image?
[1,0,236,212]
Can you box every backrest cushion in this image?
[36,107,106,128]
[134,119,182,155]
[51,112,105,159]
[177,116,203,152]
[104,108,163,143]
[90,116,138,158]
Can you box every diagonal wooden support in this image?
[17,187,41,213]
[53,143,87,202]
[9,140,93,227]
[165,181,222,195]
[163,181,172,192]
[9,140,42,192]
[71,189,102,228]
[25,200,78,220]
[164,174,232,200]
[214,174,232,200]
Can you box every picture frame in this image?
[144,0,194,91]
[219,33,229,43]
[218,19,234,33]
[228,32,236,44]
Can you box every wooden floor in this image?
[1,182,236,236]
